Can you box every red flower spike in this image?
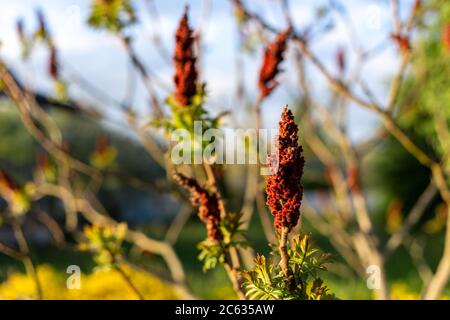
[443,24,450,53]
[265,107,305,233]
[336,47,346,74]
[173,7,198,107]
[173,173,223,242]
[258,28,291,99]
[48,46,59,79]
[391,33,411,57]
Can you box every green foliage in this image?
[88,0,137,33]
[151,85,228,164]
[242,233,336,300]
[0,104,38,164]
[198,212,248,272]
[80,223,127,271]
[368,0,450,222]
[220,211,247,247]
[368,135,431,215]
[197,240,226,272]
[154,85,227,133]
[0,187,32,217]
[398,0,450,159]
[8,189,32,217]
[53,80,68,102]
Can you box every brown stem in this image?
[35,208,65,247]
[279,226,295,291]
[224,259,246,300]
[119,36,163,116]
[423,204,450,299]
[384,181,438,257]
[201,163,246,298]
[36,183,193,298]
[13,223,43,300]
[0,242,26,260]
[0,59,197,300]
[115,264,145,300]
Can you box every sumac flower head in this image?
[49,46,59,80]
[347,164,361,193]
[391,33,411,57]
[442,24,450,53]
[336,47,346,74]
[173,7,198,107]
[173,173,222,242]
[258,28,291,99]
[266,107,305,233]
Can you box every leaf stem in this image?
[13,222,43,300]
[115,265,145,300]
[279,226,295,291]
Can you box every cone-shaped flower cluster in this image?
[174,173,222,242]
[336,47,346,74]
[266,107,305,233]
[258,28,290,99]
[443,24,450,53]
[173,8,198,107]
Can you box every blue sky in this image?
[0,0,418,141]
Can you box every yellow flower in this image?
[0,265,177,300]
[390,282,419,300]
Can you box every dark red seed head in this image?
[173,7,198,107]
[258,28,291,99]
[173,173,223,242]
[265,106,305,233]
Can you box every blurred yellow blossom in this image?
[80,223,127,270]
[0,265,177,300]
[389,282,449,300]
[423,203,448,234]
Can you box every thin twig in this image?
[115,263,145,300]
